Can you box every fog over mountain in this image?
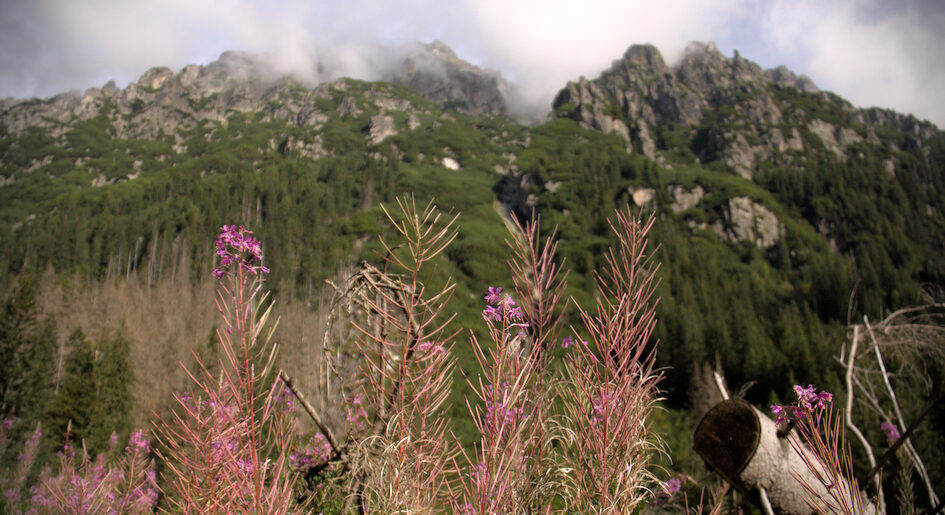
[1,0,944,126]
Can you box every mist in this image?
[1,0,943,127]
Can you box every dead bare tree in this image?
[840,304,945,511]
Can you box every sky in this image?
[1,0,943,127]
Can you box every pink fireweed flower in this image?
[345,396,368,430]
[484,286,502,304]
[482,305,503,321]
[589,392,612,427]
[772,384,832,425]
[561,336,574,348]
[661,477,682,496]
[481,286,529,327]
[483,382,526,427]
[794,383,816,401]
[213,225,269,278]
[126,430,150,453]
[793,383,831,409]
[881,421,900,445]
[290,434,333,470]
[417,341,445,354]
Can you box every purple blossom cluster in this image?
[661,477,682,496]
[589,391,614,427]
[771,384,833,425]
[275,385,296,413]
[481,287,525,324]
[416,340,445,354]
[28,431,157,513]
[345,396,368,430]
[2,424,40,506]
[289,433,333,471]
[213,224,270,278]
[483,382,526,428]
[881,421,901,445]
[177,393,265,479]
[561,336,591,351]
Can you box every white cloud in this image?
[760,0,945,126]
[451,0,747,118]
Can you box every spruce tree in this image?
[0,275,57,468]
[90,330,133,453]
[0,276,39,417]
[44,328,96,452]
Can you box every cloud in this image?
[759,0,945,126]
[0,0,943,127]
[449,0,747,119]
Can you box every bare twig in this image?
[278,369,340,453]
[864,316,939,506]
[843,325,883,510]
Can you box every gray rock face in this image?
[392,41,509,116]
[712,197,784,248]
[764,65,819,93]
[669,185,704,213]
[0,41,510,146]
[549,41,940,176]
[368,113,397,144]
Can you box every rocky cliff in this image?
[0,41,509,145]
[551,42,939,180]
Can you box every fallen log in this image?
[693,398,877,514]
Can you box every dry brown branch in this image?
[278,370,339,453]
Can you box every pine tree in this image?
[0,275,57,468]
[44,328,96,452]
[0,276,39,417]
[14,318,57,424]
[89,330,133,454]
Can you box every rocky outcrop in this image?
[393,41,509,116]
[629,187,657,208]
[764,65,819,93]
[550,41,940,176]
[368,113,396,144]
[0,41,509,146]
[712,197,783,249]
[669,185,704,213]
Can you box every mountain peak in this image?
[395,41,508,116]
[552,41,937,178]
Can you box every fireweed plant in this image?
[152,225,299,513]
[345,198,460,512]
[30,431,158,514]
[557,211,663,513]
[456,217,569,513]
[772,385,870,514]
[0,420,158,514]
[457,289,545,513]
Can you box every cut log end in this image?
[693,398,760,479]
